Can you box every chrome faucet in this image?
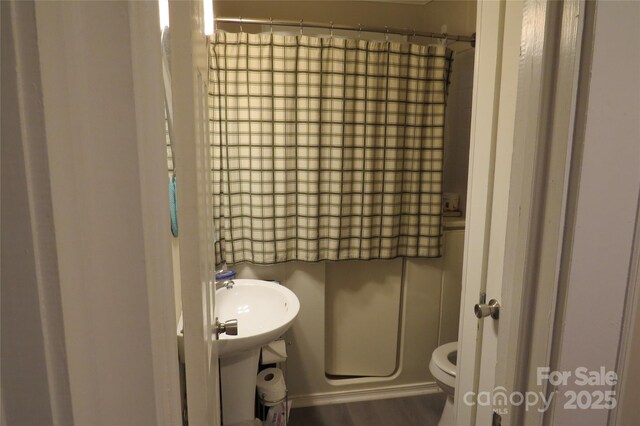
[215,279,235,290]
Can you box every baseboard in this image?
[290,382,442,408]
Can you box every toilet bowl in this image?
[429,342,458,426]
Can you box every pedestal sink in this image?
[216,279,299,426]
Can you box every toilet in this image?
[429,342,458,426]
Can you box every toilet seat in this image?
[429,342,457,390]
[432,342,457,375]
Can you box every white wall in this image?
[549,1,640,424]
[444,49,475,214]
[215,0,476,53]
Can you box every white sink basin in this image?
[215,279,300,358]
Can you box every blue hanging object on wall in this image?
[169,175,179,237]
[215,270,236,280]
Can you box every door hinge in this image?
[492,410,502,426]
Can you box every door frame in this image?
[496,1,587,424]
[456,0,587,424]
[9,0,183,423]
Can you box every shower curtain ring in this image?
[270,17,273,34]
[299,19,303,35]
[358,24,362,39]
[385,26,389,42]
[330,21,334,38]
[239,16,243,33]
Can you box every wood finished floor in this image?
[288,393,447,426]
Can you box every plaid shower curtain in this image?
[210,32,453,265]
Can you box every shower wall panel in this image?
[324,259,403,377]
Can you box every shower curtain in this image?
[210,32,453,264]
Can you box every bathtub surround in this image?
[233,222,465,405]
[210,32,453,264]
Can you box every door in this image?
[456,0,586,424]
[470,1,523,424]
[170,1,220,425]
[454,0,522,423]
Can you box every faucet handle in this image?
[223,319,238,335]
[214,317,238,339]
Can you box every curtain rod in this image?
[214,17,476,47]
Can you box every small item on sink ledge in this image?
[443,192,460,212]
